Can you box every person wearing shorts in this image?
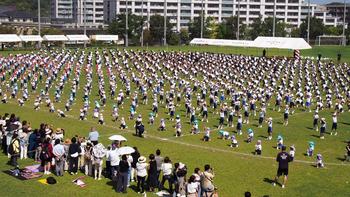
[273,146,292,188]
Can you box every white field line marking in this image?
[3,102,350,167]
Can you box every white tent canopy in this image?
[190,37,312,50]
[190,38,255,47]
[20,35,43,42]
[43,35,68,41]
[66,34,89,41]
[253,36,311,50]
[0,34,21,42]
[91,35,119,41]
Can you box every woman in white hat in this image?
[136,156,148,194]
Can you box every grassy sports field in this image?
[0,46,349,197]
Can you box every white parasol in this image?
[108,135,127,141]
[117,146,135,155]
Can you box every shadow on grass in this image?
[263,178,278,186]
[336,157,346,162]
[340,122,350,126]
[306,127,313,130]
[258,135,267,139]
[128,185,139,193]
[310,134,319,138]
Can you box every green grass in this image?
[2,45,350,62]
[0,47,349,197]
[123,45,350,62]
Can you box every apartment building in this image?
[51,0,104,26]
[105,0,340,31]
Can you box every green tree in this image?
[0,25,16,34]
[261,18,287,37]
[168,32,180,45]
[179,28,190,44]
[188,15,209,39]
[290,27,301,37]
[40,28,64,36]
[149,15,173,45]
[143,29,152,46]
[300,17,325,40]
[247,16,264,39]
[0,0,50,16]
[218,16,244,39]
[108,14,143,45]
[206,17,219,39]
[324,26,342,35]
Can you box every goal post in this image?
[316,35,347,46]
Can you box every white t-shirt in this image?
[161,163,172,176]
[109,149,120,166]
[187,182,199,193]
[136,162,148,177]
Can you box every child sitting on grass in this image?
[247,128,254,143]
[255,140,262,155]
[276,135,283,150]
[230,135,238,147]
[218,130,230,140]
[307,141,315,157]
[316,154,324,168]
[120,117,127,129]
[289,145,295,161]
[203,127,211,141]
[158,119,166,131]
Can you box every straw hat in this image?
[56,128,63,134]
[138,156,146,163]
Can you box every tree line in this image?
[108,14,350,45]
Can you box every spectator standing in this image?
[53,139,65,176]
[117,155,129,193]
[136,156,148,194]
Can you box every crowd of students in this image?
[1,112,218,196]
[0,49,350,194]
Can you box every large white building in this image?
[105,0,340,31]
[51,0,104,26]
[51,0,341,31]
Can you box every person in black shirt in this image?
[273,146,292,188]
[117,155,129,193]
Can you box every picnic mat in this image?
[3,169,43,180]
[155,191,171,197]
[72,176,86,188]
[24,164,41,173]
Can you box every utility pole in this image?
[200,0,204,38]
[163,0,167,46]
[237,0,240,40]
[141,0,144,47]
[38,0,41,48]
[125,0,129,47]
[342,0,347,46]
[273,0,276,37]
[307,0,311,43]
[84,0,87,48]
